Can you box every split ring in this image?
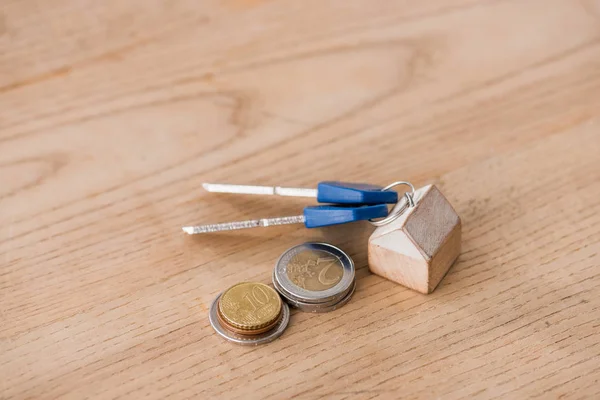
[369,181,415,227]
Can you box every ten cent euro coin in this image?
[218,282,281,332]
[209,282,290,346]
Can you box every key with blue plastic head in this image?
[182,204,388,234]
[202,181,398,205]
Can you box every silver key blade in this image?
[202,183,317,198]
[182,215,306,234]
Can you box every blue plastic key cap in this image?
[316,181,398,205]
[303,204,388,228]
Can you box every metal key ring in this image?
[369,181,415,227]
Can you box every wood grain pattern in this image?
[368,184,462,294]
[1,0,600,398]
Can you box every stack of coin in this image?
[273,242,356,313]
[209,282,290,345]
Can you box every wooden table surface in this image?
[2,1,600,399]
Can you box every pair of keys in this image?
[182,181,416,234]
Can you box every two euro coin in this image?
[272,242,356,313]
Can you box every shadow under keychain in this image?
[183,180,461,294]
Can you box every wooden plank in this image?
[1,0,599,398]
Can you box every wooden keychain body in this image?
[368,184,461,294]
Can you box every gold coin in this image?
[286,249,344,291]
[218,282,282,331]
[217,309,281,336]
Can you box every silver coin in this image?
[272,268,353,306]
[274,278,356,313]
[209,292,290,346]
[273,242,355,309]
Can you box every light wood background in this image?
[1,0,600,399]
